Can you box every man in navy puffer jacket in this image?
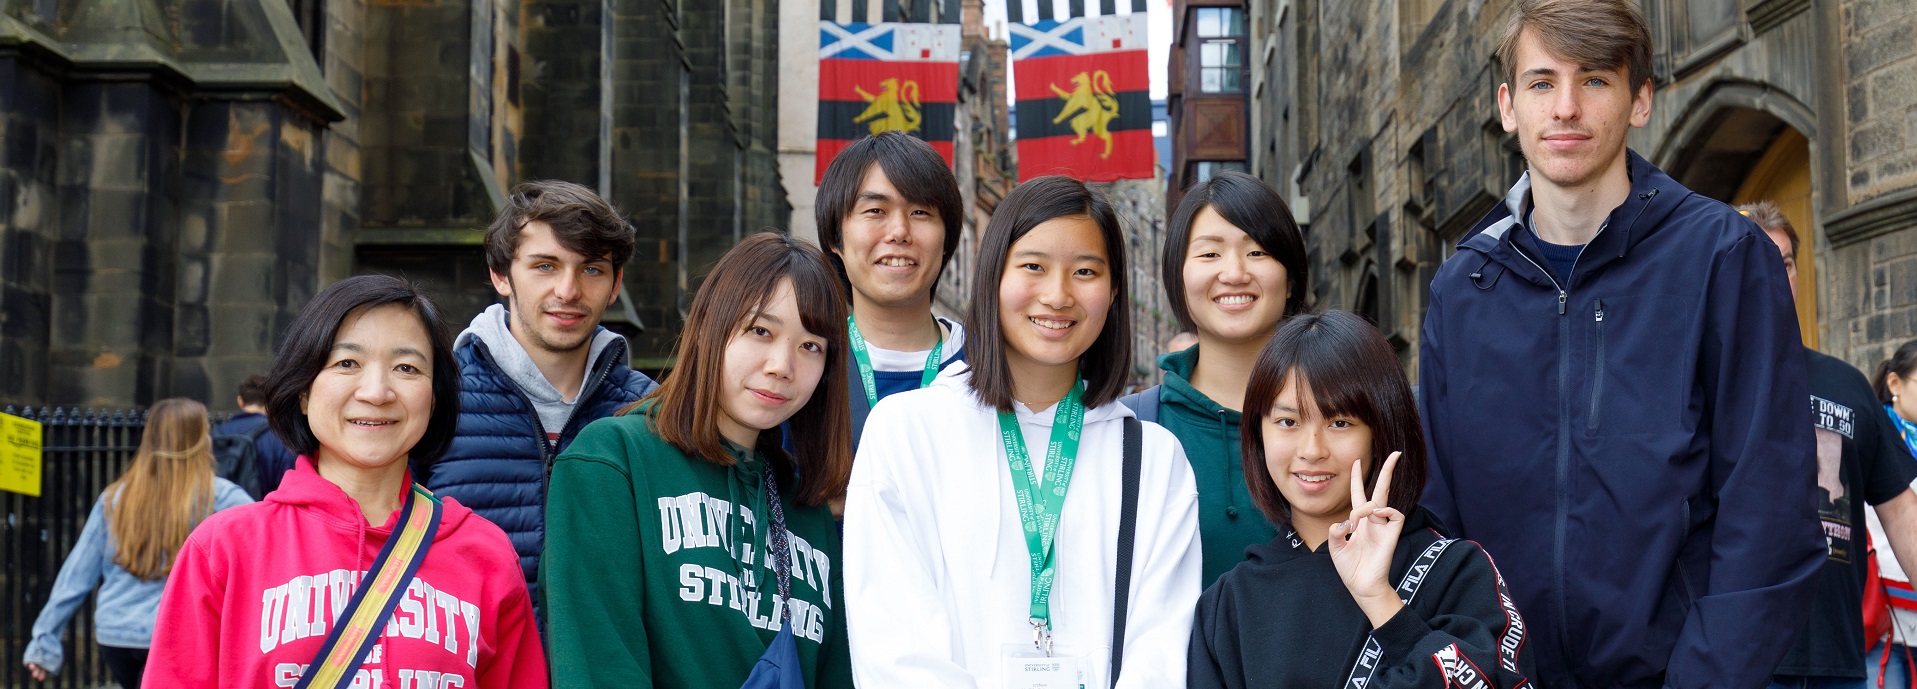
[1418,3,1821,687]
[421,180,657,614]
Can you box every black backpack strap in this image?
[1110,416,1143,684]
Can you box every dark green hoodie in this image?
[1156,345,1279,585]
[542,406,853,688]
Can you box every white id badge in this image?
[1000,643,1107,689]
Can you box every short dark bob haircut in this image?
[624,232,853,507]
[815,132,964,300]
[1164,170,1309,332]
[1241,310,1425,529]
[965,175,1131,411]
[265,274,461,469]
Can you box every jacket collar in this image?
[1460,149,1687,288]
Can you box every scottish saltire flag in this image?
[1010,14,1154,182]
[816,21,961,183]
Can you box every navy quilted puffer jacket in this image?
[423,332,656,608]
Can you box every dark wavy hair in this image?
[265,274,461,468]
[1241,311,1425,528]
[485,179,637,276]
[964,176,1131,411]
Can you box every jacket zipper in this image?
[1500,188,1658,681]
[1588,299,1605,432]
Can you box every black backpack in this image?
[212,422,269,500]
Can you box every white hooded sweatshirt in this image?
[843,368,1202,688]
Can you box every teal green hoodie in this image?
[1155,346,1279,585]
[542,406,853,688]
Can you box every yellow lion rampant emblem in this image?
[853,78,923,136]
[1050,70,1120,159]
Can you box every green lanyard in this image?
[997,380,1085,641]
[846,315,944,407]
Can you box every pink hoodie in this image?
[145,457,548,688]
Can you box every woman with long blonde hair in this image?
[22,398,253,688]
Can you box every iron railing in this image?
[1,407,149,689]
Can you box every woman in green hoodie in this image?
[1122,170,1310,586]
[543,232,855,688]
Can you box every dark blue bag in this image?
[740,468,806,689]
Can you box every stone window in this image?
[1196,7,1245,94]
[1192,160,1247,183]
[1646,0,1743,81]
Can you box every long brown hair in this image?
[627,232,853,507]
[108,398,218,581]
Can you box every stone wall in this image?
[1251,0,1917,377]
[0,0,342,408]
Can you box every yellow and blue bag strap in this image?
[296,483,443,689]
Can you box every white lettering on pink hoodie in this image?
[146,457,548,688]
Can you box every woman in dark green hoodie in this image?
[543,232,855,688]
[1122,171,1310,585]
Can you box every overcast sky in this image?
[979,0,1173,100]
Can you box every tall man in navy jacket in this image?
[423,180,656,611]
[1417,2,1822,687]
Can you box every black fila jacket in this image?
[1188,508,1535,689]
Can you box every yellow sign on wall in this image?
[1,412,42,497]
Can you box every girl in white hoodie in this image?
[843,175,1203,689]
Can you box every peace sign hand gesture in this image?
[1327,451,1407,629]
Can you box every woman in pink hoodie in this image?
[145,274,548,688]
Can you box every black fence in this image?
[1,407,150,689]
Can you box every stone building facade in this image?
[0,0,787,408]
[1168,0,1252,211]
[1249,0,1917,374]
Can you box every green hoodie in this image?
[542,406,853,688]
[1155,345,1279,585]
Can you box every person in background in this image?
[145,275,547,688]
[212,373,297,495]
[1167,331,1199,353]
[815,132,968,451]
[1416,1,1821,685]
[1121,170,1310,586]
[1743,201,1917,689]
[1189,310,1534,688]
[845,176,1202,688]
[543,232,854,687]
[426,180,657,612]
[22,398,253,689]
[1874,338,1917,687]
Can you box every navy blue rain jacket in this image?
[1418,150,1823,688]
[423,331,657,608]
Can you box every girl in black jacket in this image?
[1188,310,1536,689]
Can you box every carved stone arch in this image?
[1653,78,1821,348]
[1354,260,1381,327]
[1652,79,1817,202]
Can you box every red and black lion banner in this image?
[816,21,961,183]
[1010,14,1154,182]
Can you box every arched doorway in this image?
[1663,101,1818,349]
[1731,128,1817,349]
